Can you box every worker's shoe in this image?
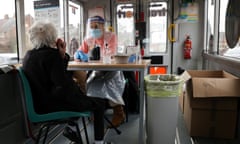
[110,105,125,128]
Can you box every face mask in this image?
[90,29,103,38]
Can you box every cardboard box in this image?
[181,70,240,139]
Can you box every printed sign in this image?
[178,2,199,23]
[34,0,60,32]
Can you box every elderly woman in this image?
[22,21,111,144]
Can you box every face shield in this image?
[85,16,114,58]
[85,16,105,59]
[86,16,105,40]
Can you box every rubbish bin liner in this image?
[144,74,183,97]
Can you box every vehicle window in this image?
[0,0,18,65]
[148,2,167,53]
[218,0,240,58]
[68,1,83,56]
[218,0,229,56]
[206,0,240,58]
[24,0,64,58]
[116,3,135,53]
[206,0,215,53]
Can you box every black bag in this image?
[89,46,100,60]
[122,71,139,113]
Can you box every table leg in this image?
[139,69,146,144]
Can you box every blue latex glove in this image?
[74,50,88,62]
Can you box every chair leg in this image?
[104,116,121,135]
[42,125,50,144]
[36,125,44,144]
[74,122,83,144]
[26,119,37,141]
[82,117,89,144]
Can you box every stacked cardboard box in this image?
[180,70,240,139]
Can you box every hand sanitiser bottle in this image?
[103,43,111,64]
[136,40,142,64]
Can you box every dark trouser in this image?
[49,80,106,141]
[65,89,106,141]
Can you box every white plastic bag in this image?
[86,71,125,105]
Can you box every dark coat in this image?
[22,46,84,113]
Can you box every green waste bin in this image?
[144,74,183,144]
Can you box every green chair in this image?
[18,68,90,144]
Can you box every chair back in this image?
[18,67,90,123]
[18,67,39,122]
[19,68,91,144]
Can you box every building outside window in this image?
[0,0,17,65]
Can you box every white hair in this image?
[29,21,57,49]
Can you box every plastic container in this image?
[144,74,183,144]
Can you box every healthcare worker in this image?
[74,15,126,128]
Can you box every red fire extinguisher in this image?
[184,35,192,59]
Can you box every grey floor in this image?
[26,107,240,144]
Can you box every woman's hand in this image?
[56,38,66,59]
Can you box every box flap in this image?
[192,78,240,98]
[180,71,192,82]
[180,70,224,82]
[187,70,224,77]
[183,70,240,98]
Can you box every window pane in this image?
[116,4,135,53]
[219,0,228,55]
[0,0,18,65]
[220,0,240,58]
[68,1,82,56]
[24,0,64,57]
[148,2,167,53]
[207,0,214,35]
[207,0,214,52]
